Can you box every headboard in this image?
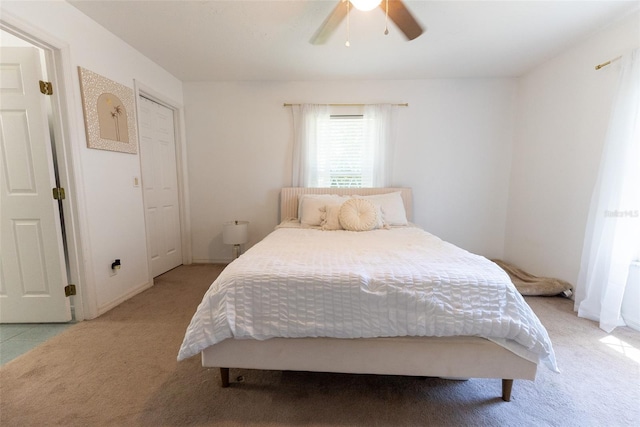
[280,187,413,222]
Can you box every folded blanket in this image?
[492,259,573,297]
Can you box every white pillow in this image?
[371,203,385,229]
[356,192,408,226]
[299,194,345,226]
[339,198,378,232]
[320,204,343,230]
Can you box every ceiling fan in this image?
[310,0,424,45]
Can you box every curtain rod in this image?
[283,103,408,107]
[595,55,622,70]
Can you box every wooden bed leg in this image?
[220,368,230,388]
[502,379,513,402]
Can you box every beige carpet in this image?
[1,264,638,426]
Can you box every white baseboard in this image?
[192,258,233,264]
[624,318,640,332]
[97,281,153,317]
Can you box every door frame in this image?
[0,14,96,320]
[134,80,192,283]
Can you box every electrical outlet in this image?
[110,259,121,277]
[133,176,140,187]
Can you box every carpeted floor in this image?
[0,263,638,426]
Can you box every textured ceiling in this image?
[68,0,640,81]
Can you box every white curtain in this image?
[291,104,330,187]
[576,48,640,332]
[291,103,393,187]
[363,104,393,187]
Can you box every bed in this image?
[178,187,558,401]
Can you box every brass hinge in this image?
[64,284,76,297]
[52,187,65,200]
[39,80,53,95]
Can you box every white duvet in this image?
[178,226,558,372]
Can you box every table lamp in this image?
[223,220,249,259]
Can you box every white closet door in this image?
[0,47,71,322]
[139,96,182,277]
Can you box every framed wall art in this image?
[78,67,138,154]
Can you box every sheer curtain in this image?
[576,48,640,332]
[291,103,393,187]
[291,104,330,187]
[363,104,393,187]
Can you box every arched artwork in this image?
[97,93,129,143]
[78,67,138,154]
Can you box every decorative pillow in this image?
[356,192,408,226]
[298,194,345,226]
[320,204,343,230]
[300,197,327,226]
[339,198,378,231]
[371,203,385,229]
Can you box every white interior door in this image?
[139,96,182,277]
[0,47,71,323]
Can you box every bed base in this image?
[217,369,517,400]
[219,369,514,401]
[202,336,537,402]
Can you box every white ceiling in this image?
[68,0,639,81]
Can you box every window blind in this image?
[316,115,371,188]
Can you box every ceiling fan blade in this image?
[310,1,350,45]
[381,0,424,41]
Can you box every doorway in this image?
[0,28,75,322]
[138,94,184,277]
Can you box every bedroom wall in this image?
[504,10,640,288]
[184,79,516,263]
[0,1,184,316]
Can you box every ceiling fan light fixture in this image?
[309,0,423,45]
[350,0,382,12]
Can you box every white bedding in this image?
[178,226,558,372]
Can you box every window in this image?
[292,104,392,188]
[316,115,371,188]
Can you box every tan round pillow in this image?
[339,198,378,231]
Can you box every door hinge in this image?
[52,187,65,200]
[65,284,76,297]
[39,80,53,95]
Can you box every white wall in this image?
[1,1,184,315]
[505,11,640,286]
[7,1,630,317]
[184,79,516,263]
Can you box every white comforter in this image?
[178,226,558,372]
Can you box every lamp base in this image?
[233,244,241,259]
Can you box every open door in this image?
[0,46,71,322]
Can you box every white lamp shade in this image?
[223,221,249,245]
[350,0,382,12]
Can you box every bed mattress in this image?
[178,225,558,372]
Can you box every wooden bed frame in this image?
[200,187,538,401]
